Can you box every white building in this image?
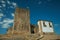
[37,20,54,35]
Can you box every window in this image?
[43,21,47,27]
[49,22,52,27]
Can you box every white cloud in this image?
[3,18,14,23]
[7,1,17,8]
[7,0,11,4]
[11,13,14,16]
[0,13,4,18]
[2,18,14,28]
[12,2,17,7]
[2,4,6,7]
[0,13,3,16]
[2,23,10,28]
[8,20,14,23]
[0,6,2,8]
[0,22,3,24]
[12,2,16,6]
[1,0,5,3]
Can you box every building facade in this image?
[37,20,60,40]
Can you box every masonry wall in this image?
[13,8,30,34]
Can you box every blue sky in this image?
[0,0,60,34]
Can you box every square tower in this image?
[13,8,30,34]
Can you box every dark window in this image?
[49,22,52,27]
[43,21,47,27]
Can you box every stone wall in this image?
[13,8,30,34]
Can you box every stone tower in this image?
[13,8,30,34]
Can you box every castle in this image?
[0,8,60,40]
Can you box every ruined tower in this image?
[13,8,30,34]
